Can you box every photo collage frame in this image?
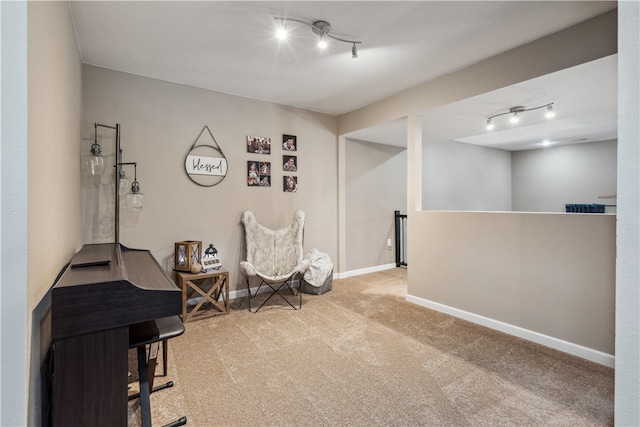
[246,134,298,192]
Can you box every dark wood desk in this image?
[51,243,181,427]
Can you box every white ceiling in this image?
[69,1,618,151]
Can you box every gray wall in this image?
[615,3,640,424]
[345,139,406,271]
[1,3,28,426]
[422,140,511,211]
[512,140,617,212]
[82,65,339,291]
[422,139,617,213]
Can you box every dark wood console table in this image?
[50,243,181,427]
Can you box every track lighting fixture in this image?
[275,17,362,58]
[486,103,555,130]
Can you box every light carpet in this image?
[128,268,613,426]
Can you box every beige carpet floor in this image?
[128,268,614,426]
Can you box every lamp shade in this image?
[85,139,106,176]
[125,179,143,210]
[125,191,144,210]
[85,152,106,176]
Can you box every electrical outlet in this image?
[387,238,392,249]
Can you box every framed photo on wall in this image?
[259,161,271,176]
[283,155,297,172]
[247,135,271,154]
[283,175,297,192]
[259,161,271,187]
[282,134,297,151]
[248,161,271,187]
[247,161,259,186]
[258,175,271,187]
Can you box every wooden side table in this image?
[174,269,229,322]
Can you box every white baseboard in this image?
[406,294,615,368]
[232,262,398,298]
[334,263,397,279]
[231,264,397,297]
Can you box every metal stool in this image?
[128,315,187,427]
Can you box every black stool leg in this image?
[136,345,153,427]
[163,416,187,427]
[129,316,187,427]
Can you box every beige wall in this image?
[403,14,618,363]
[338,10,619,364]
[2,3,636,426]
[26,1,83,425]
[82,65,338,290]
[345,139,406,271]
[408,211,616,355]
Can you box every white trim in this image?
[406,294,615,368]
[334,263,397,279]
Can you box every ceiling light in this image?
[545,104,555,119]
[276,25,288,40]
[318,33,328,49]
[485,103,554,130]
[486,118,494,131]
[541,139,552,146]
[274,17,362,58]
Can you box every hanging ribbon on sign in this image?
[184,125,228,187]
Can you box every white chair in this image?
[240,210,310,312]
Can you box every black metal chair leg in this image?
[163,416,188,427]
[248,276,302,313]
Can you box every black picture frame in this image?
[283,175,298,192]
[282,134,297,151]
[283,155,297,172]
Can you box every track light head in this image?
[486,118,494,130]
[318,32,328,49]
[545,104,555,118]
[352,43,358,58]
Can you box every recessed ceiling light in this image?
[541,139,552,147]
